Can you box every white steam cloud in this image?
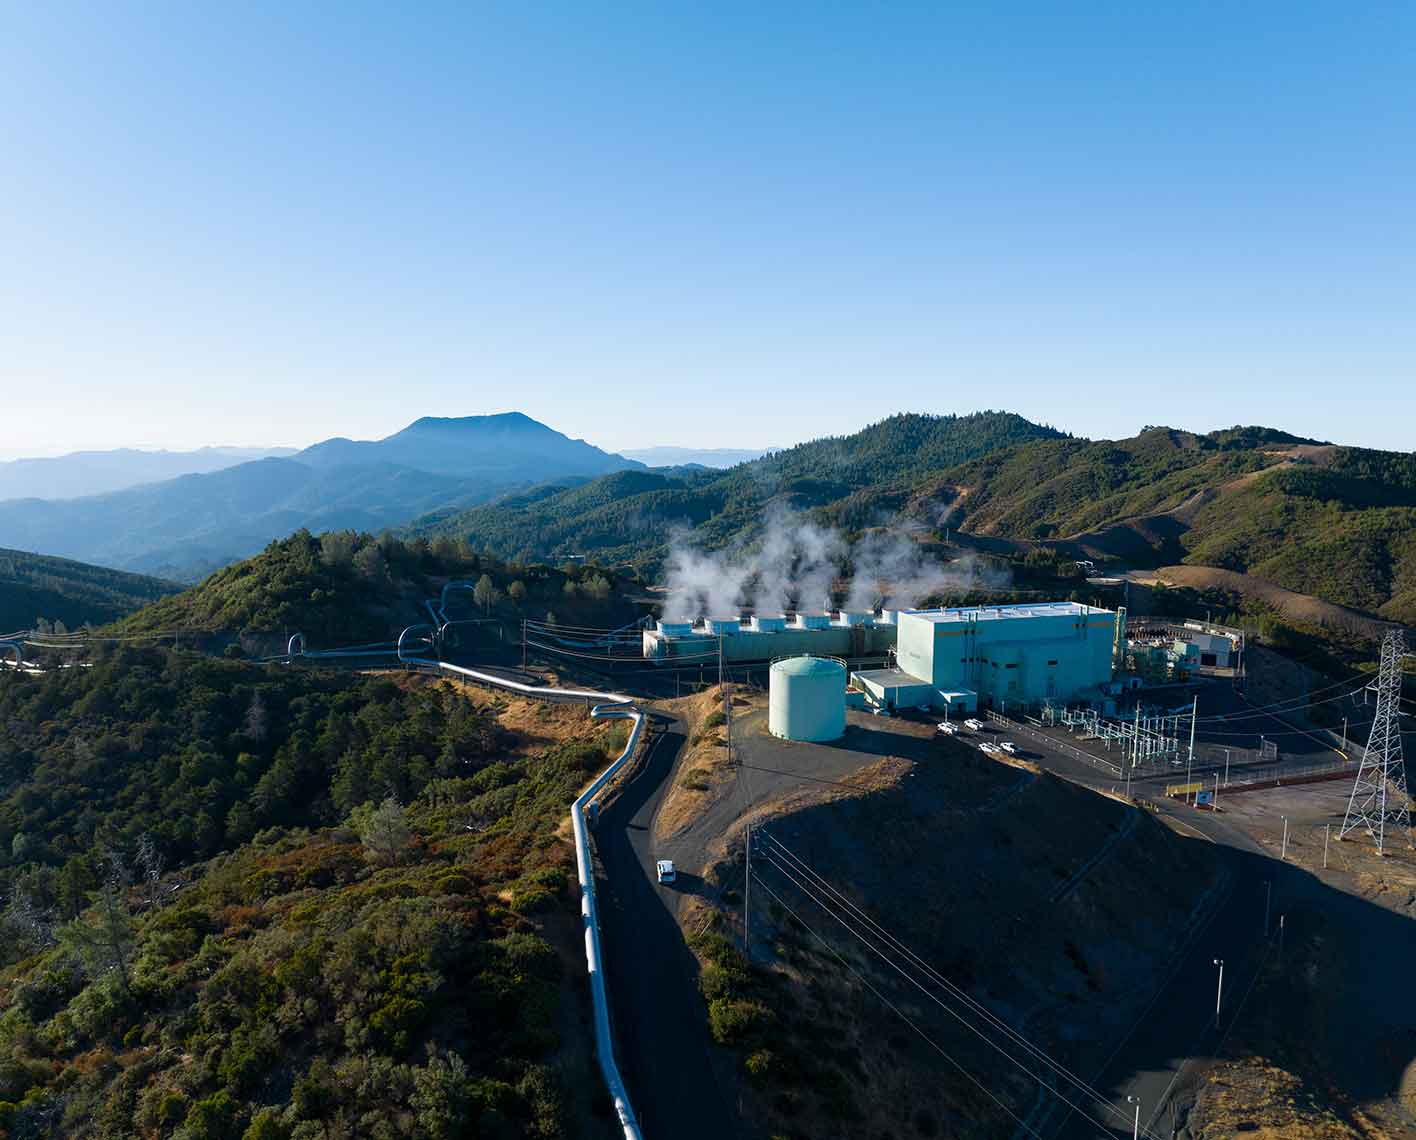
[661,505,1010,622]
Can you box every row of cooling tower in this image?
[654,609,912,637]
[643,610,904,662]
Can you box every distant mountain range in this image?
[0,414,638,580]
[9,409,1413,631]
[619,446,774,469]
[0,445,296,501]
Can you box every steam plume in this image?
[661,505,1010,622]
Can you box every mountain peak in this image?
[295,412,639,479]
[396,412,546,437]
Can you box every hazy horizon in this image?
[0,405,1396,466]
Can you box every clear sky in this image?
[2,2,1412,459]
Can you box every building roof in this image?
[905,601,1113,625]
[851,667,931,688]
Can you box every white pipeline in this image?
[399,642,644,1140]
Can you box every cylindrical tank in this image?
[704,617,740,636]
[751,614,788,633]
[769,655,847,742]
[794,611,831,630]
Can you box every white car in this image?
[963,718,984,731]
[978,742,999,754]
[655,860,676,885]
[936,721,957,735]
[998,742,1018,755]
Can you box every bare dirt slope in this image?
[1133,565,1395,640]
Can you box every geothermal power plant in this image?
[647,602,1126,719]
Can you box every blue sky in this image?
[2,2,1412,458]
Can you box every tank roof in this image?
[772,655,846,676]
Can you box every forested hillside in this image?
[116,530,645,652]
[412,411,1067,567]
[0,649,623,1138]
[915,428,1416,624]
[0,549,179,633]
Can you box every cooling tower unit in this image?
[769,655,847,743]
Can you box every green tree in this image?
[61,848,136,996]
[350,797,412,866]
[472,573,499,614]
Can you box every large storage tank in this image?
[769,655,847,742]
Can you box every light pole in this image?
[1280,816,1289,861]
[1127,1094,1141,1140]
[1224,748,1231,786]
[1323,822,1331,869]
[1213,958,1225,1028]
[1341,717,1348,753]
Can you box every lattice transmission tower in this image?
[1340,629,1411,855]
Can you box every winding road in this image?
[595,715,745,1140]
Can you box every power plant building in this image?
[642,601,1121,714]
[855,602,1120,712]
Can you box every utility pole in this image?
[1133,702,1141,773]
[1280,816,1289,861]
[1213,772,1220,813]
[1342,716,1348,753]
[1224,748,1231,786]
[1213,958,1225,1028]
[744,824,752,955]
[1324,823,1331,869]
[1278,914,1285,956]
[1127,1095,1140,1140]
[1187,694,1198,805]
[1340,629,1411,856]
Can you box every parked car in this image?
[656,860,677,885]
[936,721,958,735]
[998,741,1018,754]
[978,742,999,754]
[963,718,984,731]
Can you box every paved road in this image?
[595,715,745,1140]
[1053,814,1279,1138]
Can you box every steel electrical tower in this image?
[1340,629,1411,855]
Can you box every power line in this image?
[748,873,1046,1139]
[760,833,1164,1139]
[755,842,1159,1139]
